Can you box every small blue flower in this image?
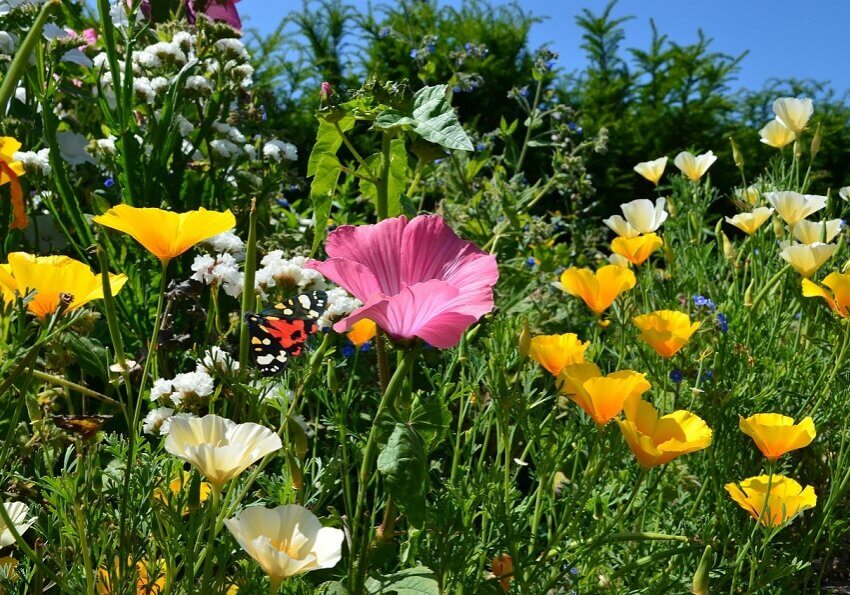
[104,177,115,189]
[475,143,486,152]
[453,86,461,93]
[378,27,391,39]
[464,42,473,52]
[703,369,713,381]
[717,312,728,333]
[410,48,419,59]
[545,59,556,70]
[526,257,536,268]
[567,122,583,135]
[692,295,716,311]
[519,86,529,98]
[670,369,684,384]
[427,43,436,53]
[341,343,355,358]
[277,198,290,208]
[360,343,371,353]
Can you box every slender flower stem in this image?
[29,369,120,406]
[351,345,421,590]
[201,487,222,590]
[239,199,259,366]
[515,77,544,174]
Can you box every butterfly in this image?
[52,414,112,439]
[244,291,328,376]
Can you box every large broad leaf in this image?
[376,423,428,526]
[365,566,439,594]
[375,85,473,152]
[409,395,451,450]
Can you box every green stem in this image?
[239,199,259,365]
[351,345,421,590]
[201,488,222,590]
[29,369,120,406]
[515,77,544,174]
[749,264,790,312]
[375,133,392,220]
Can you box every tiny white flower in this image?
[143,407,174,435]
[13,149,51,176]
[210,139,241,160]
[174,115,195,137]
[198,346,240,374]
[215,38,249,61]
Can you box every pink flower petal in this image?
[306,257,383,303]
[334,280,479,348]
[400,215,499,301]
[323,217,407,296]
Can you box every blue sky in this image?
[238,0,849,93]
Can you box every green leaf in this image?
[409,395,451,450]
[317,581,350,594]
[61,334,107,380]
[309,153,341,255]
[376,423,428,526]
[399,194,418,218]
[375,85,473,152]
[359,140,409,217]
[307,116,354,177]
[365,566,439,594]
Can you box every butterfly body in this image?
[245,291,328,375]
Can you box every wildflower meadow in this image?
[1,0,850,593]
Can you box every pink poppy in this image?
[308,215,498,348]
[187,0,242,31]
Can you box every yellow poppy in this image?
[611,233,663,266]
[2,252,127,319]
[153,471,212,514]
[633,310,700,358]
[759,119,796,149]
[673,151,717,182]
[725,474,816,527]
[738,414,816,461]
[93,205,236,262]
[528,333,589,375]
[802,272,850,317]
[616,396,712,468]
[347,318,377,347]
[0,136,27,230]
[558,265,636,315]
[558,363,650,427]
[96,559,166,594]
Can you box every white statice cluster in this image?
[144,347,242,435]
[255,252,326,293]
[318,287,362,331]
[190,231,247,297]
[13,149,51,176]
[150,370,215,408]
[263,140,298,162]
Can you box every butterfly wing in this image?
[245,291,328,376]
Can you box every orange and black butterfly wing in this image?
[245,291,328,376]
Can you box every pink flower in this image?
[308,215,498,348]
[187,0,242,31]
[64,27,98,49]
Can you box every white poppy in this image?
[602,214,639,239]
[0,502,34,547]
[619,198,668,234]
[766,191,827,226]
[759,118,795,149]
[778,241,837,278]
[224,505,344,588]
[772,97,814,135]
[633,157,667,185]
[725,207,774,236]
[164,414,282,489]
[673,151,717,182]
[791,219,843,245]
